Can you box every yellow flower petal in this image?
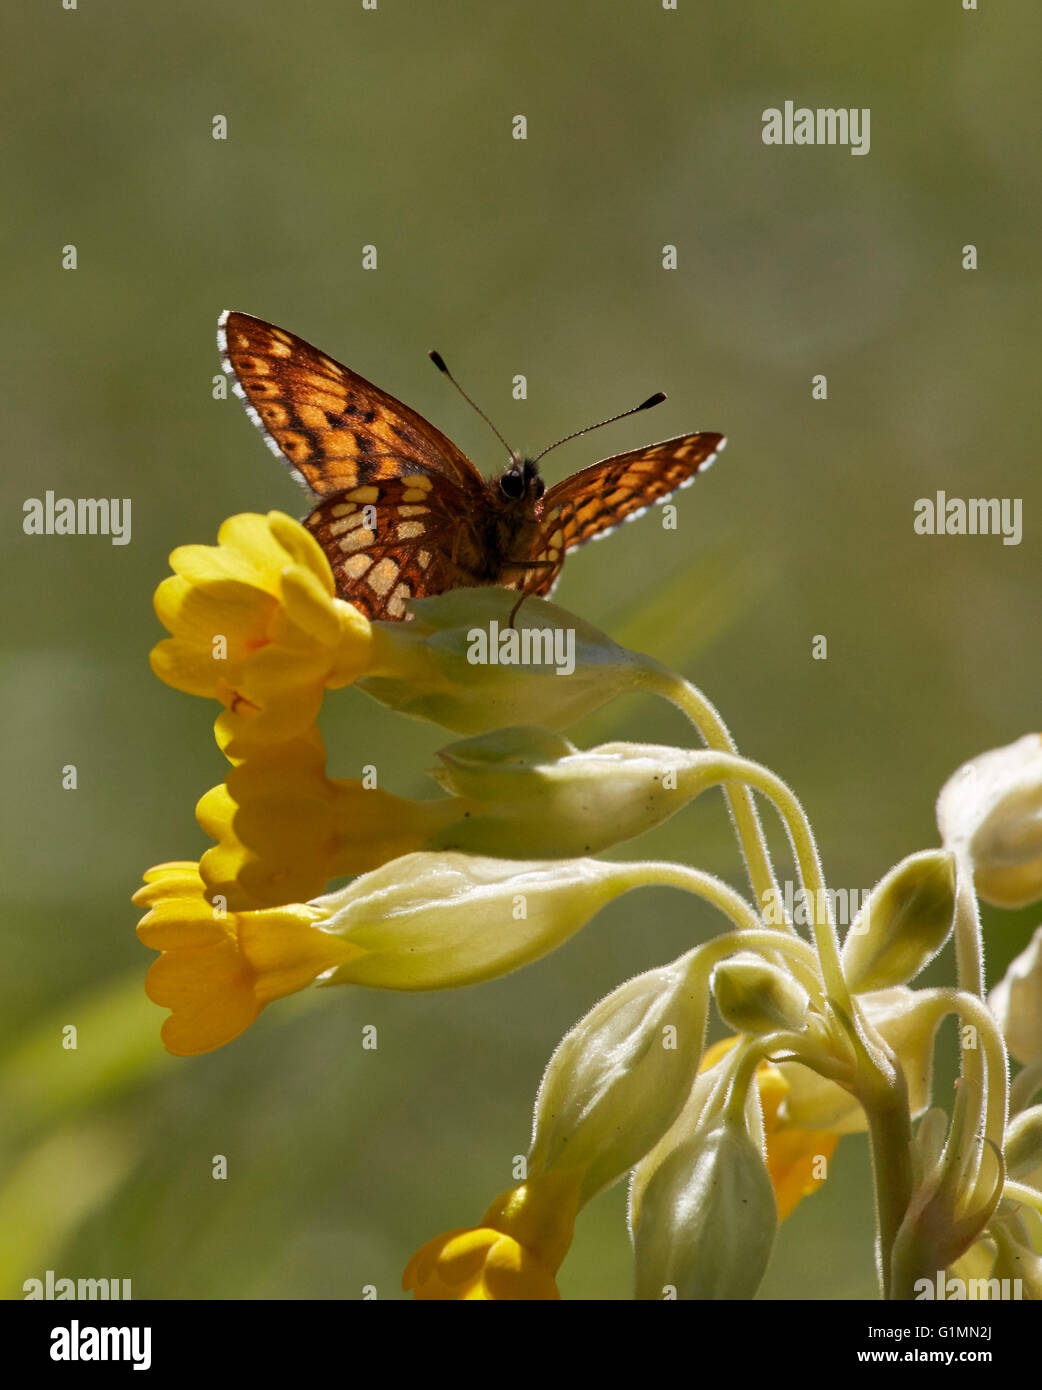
[267,512,336,593]
[766,1128,839,1221]
[149,513,373,749]
[403,1176,576,1300]
[196,735,454,909]
[278,567,344,646]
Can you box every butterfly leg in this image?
[503,559,557,629]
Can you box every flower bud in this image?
[428,726,724,859]
[632,1115,778,1300]
[989,925,1042,1064]
[360,587,657,735]
[318,852,660,991]
[841,850,956,994]
[937,734,1042,908]
[710,952,809,1035]
[527,950,710,1203]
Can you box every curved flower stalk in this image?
[138,513,1041,1299]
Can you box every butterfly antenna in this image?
[429,350,520,464]
[532,391,667,465]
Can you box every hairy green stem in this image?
[639,667,790,931]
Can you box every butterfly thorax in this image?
[461,460,547,583]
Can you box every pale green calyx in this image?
[937,734,1042,908]
[710,951,810,1035]
[316,851,656,991]
[631,1113,778,1300]
[360,588,661,735]
[428,726,727,858]
[989,924,1042,1064]
[841,850,956,993]
[527,949,710,1204]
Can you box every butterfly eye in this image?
[499,472,526,500]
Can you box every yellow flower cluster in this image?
[136,510,1042,1299]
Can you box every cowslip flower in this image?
[150,514,685,753]
[136,851,699,1053]
[402,1173,582,1300]
[150,512,372,755]
[747,1048,840,1220]
[133,861,360,1056]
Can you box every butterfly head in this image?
[498,458,545,502]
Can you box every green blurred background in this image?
[3,0,1040,1299]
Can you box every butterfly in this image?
[218,310,725,621]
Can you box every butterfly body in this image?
[442,462,547,583]
[219,310,724,621]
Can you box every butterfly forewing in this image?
[525,432,725,596]
[218,311,483,495]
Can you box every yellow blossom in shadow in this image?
[403,1173,581,1300]
[195,730,466,910]
[133,861,362,1056]
[150,512,372,754]
[700,1037,839,1220]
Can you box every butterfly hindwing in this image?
[218,310,483,496]
[304,474,466,620]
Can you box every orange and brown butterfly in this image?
[217,310,725,621]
